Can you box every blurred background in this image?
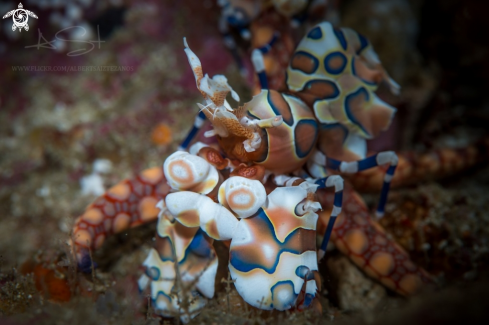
[1,0,489,324]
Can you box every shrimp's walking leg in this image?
[326,151,398,218]
[313,176,344,260]
[219,15,247,77]
[178,111,207,151]
[350,138,489,192]
[251,48,268,89]
[250,15,295,93]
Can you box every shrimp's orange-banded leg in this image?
[348,138,489,192]
[72,167,170,270]
[316,185,432,296]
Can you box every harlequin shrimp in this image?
[137,39,352,319]
[69,21,489,323]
